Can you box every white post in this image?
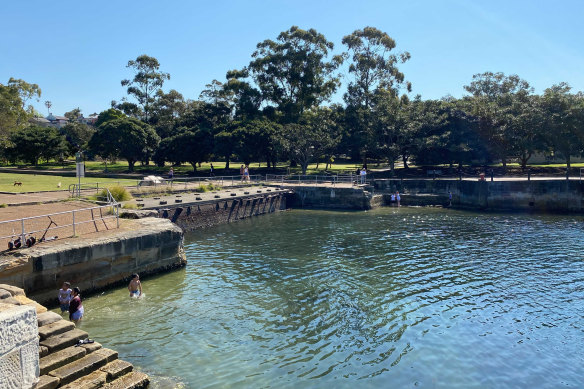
[72,210,76,236]
[21,219,25,244]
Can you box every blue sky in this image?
[1,0,583,116]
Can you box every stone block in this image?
[60,369,108,389]
[103,371,149,389]
[94,347,118,363]
[0,296,22,305]
[0,289,11,299]
[20,338,40,388]
[47,350,109,385]
[13,295,47,314]
[80,341,102,354]
[40,328,88,353]
[0,348,23,389]
[39,346,49,358]
[0,303,38,355]
[100,359,133,380]
[34,374,60,389]
[37,311,63,327]
[40,346,86,375]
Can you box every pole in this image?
[72,210,76,237]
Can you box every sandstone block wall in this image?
[0,303,39,389]
[288,186,373,210]
[0,218,185,307]
[372,179,584,213]
[158,193,287,231]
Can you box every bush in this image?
[0,203,7,208]
[99,185,132,202]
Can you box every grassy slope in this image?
[0,173,138,193]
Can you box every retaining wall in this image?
[287,186,374,210]
[157,193,287,231]
[0,218,185,307]
[372,179,584,212]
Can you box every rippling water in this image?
[69,207,584,388]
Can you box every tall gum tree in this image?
[119,55,170,122]
[342,27,411,163]
[247,26,344,123]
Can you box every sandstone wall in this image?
[0,218,185,307]
[372,179,584,212]
[288,186,374,210]
[157,193,287,231]
[0,303,39,389]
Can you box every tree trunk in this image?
[389,159,395,176]
[316,161,319,169]
[127,160,135,172]
[566,155,571,169]
[402,155,409,169]
[502,157,507,169]
[190,162,197,172]
[301,163,308,175]
[224,156,230,169]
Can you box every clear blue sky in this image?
[2,0,583,116]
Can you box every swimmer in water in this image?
[128,273,142,298]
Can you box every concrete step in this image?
[40,328,88,352]
[38,319,75,340]
[39,345,87,375]
[100,359,133,381]
[60,369,108,389]
[37,311,63,327]
[47,348,117,386]
[102,371,150,389]
[79,341,103,354]
[33,375,60,389]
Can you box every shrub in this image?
[0,203,7,208]
[99,185,132,202]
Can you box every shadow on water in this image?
[65,207,584,388]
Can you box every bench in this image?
[427,170,443,176]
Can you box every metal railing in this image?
[266,174,359,186]
[135,175,266,190]
[69,182,122,197]
[2,188,120,249]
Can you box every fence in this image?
[266,174,359,186]
[2,188,120,251]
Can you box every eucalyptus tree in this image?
[118,55,170,122]
[246,26,344,123]
[282,107,341,175]
[464,72,533,168]
[540,83,584,169]
[342,27,411,161]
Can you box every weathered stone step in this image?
[33,375,60,389]
[38,319,75,340]
[39,345,87,375]
[103,371,150,389]
[101,359,134,381]
[47,347,118,385]
[40,328,88,352]
[37,311,64,327]
[60,369,108,389]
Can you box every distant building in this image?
[46,114,68,128]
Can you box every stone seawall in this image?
[157,193,287,231]
[373,178,584,213]
[287,186,374,210]
[0,218,185,307]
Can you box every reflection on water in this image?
[69,208,584,388]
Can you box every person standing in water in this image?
[69,287,84,322]
[58,281,72,313]
[128,274,142,298]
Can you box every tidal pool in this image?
[69,207,584,388]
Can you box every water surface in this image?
[70,207,584,388]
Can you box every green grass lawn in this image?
[0,173,138,193]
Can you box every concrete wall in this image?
[288,186,374,210]
[372,179,584,213]
[0,303,39,389]
[158,193,287,231]
[0,218,185,306]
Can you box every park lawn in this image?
[0,173,137,193]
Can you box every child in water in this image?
[128,274,142,298]
[58,282,72,313]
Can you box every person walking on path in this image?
[396,191,401,207]
[244,165,250,182]
[168,167,174,180]
[240,165,245,182]
[210,163,214,177]
[448,191,453,206]
[69,287,84,323]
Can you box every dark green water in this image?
[69,208,584,388]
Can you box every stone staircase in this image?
[34,311,149,389]
[0,283,148,389]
